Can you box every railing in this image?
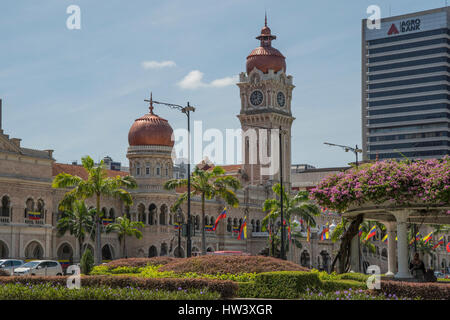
[251,232,269,238]
[0,216,10,223]
[24,218,44,225]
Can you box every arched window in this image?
[148,245,157,257]
[160,243,168,256]
[149,204,156,225]
[37,199,45,221]
[109,208,115,220]
[256,220,261,232]
[25,241,44,259]
[1,196,10,218]
[124,206,131,219]
[101,207,107,219]
[159,205,167,225]
[136,162,141,176]
[210,216,214,225]
[165,165,169,177]
[25,198,35,218]
[138,204,146,224]
[204,216,209,226]
[195,215,200,230]
[156,163,161,176]
[251,219,255,232]
[145,163,150,176]
[227,218,232,233]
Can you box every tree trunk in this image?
[201,193,206,255]
[95,194,102,265]
[78,238,84,261]
[123,237,127,258]
[331,214,363,274]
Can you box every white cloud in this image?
[141,60,176,69]
[177,70,238,90]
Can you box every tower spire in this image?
[144,92,155,114]
[265,11,267,27]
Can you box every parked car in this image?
[434,271,445,279]
[13,260,63,276]
[0,259,24,275]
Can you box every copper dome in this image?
[246,16,286,74]
[128,94,174,147]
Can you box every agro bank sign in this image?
[365,11,448,41]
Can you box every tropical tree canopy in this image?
[310,157,450,212]
[164,165,241,255]
[105,216,144,258]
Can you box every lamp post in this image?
[152,95,195,258]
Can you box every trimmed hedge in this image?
[0,275,237,299]
[321,279,366,292]
[338,273,370,283]
[377,280,450,300]
[237,271,321,299]
[159,255,309,274]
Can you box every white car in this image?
[0,259,24,275]
[13,260,63,276]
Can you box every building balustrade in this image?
[24,218,44,225]
[0,216,10,223]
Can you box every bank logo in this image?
[387,23,399,35]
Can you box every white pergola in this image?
[343,202,450,279]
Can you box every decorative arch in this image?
[159,204,168,225]
[148,245,158,258]
[0,240,9,258]
[24,240,44,259]
[57,242,74,269]
[1,195,11,218]
[149,203,157,225]
[174,246,184,258]
[137,204,146,224]
[300,250,310,268]
[102,244,115,261]
[160,243,168,256]
[24,198,35,218]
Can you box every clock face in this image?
[277,92,286,107]
[250,90,263,106]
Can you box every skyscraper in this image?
[362,7,450,161]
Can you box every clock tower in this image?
[237,16,295,188]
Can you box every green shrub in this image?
[0,283,220,300]
[80,248,94,275]
[338,273,370,283]
[321,279,366,292]
[0,275,238,299]
[105,257,177,269]
[239,271,321,299]
[90,265,143,275]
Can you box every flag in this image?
[358,225,363,237]
[174,223,181,230]
[409,232,420,245]
[433,236,444,250]
[212,208,227,231]
[320,225,330,241]
[447,242,450,253]
[28,211,41,220]
[238,216,247,240]
[382,234,388,243]
[422,232,433,244]
[102,218,113,225]
[232,226,240,233]
[365,226,376,241]
[288,225,291,241]
[204,224,214,231]
[307,226,310,242]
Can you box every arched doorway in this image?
[148,245,158,258]
[25,241,44,260]
[300,250,310,268]
[102,244,114,262]
[149,204,156,225]
[320,250,331,273]
[207,247,214,253]
[174,246,184,258]
[0,240,9,258]
[57,243,74,272]
[160,243,168,256]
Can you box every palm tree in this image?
[262,185,321,257]
[105,216,144,258]
[56,200,96,260]
[164,166,241,255]
[52,155,138,264]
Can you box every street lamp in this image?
[323,142,363,167]
[151,94,196,258]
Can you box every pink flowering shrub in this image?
[310,157,450,212]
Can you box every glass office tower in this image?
[362,7,450,160]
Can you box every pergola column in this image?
[384,221,397,277]
[393,211,412,279]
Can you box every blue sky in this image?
[0,0,447,168]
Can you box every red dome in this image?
[246,19,286,74]
[128,98,174,147]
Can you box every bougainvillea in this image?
[310,157,450,212]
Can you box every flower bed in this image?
[377,280,450,300]
[0,275,237,299]
[0,282,219,300]
[158,255,309,274]
[104,257,178,269]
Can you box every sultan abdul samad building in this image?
[0,18,355,271]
